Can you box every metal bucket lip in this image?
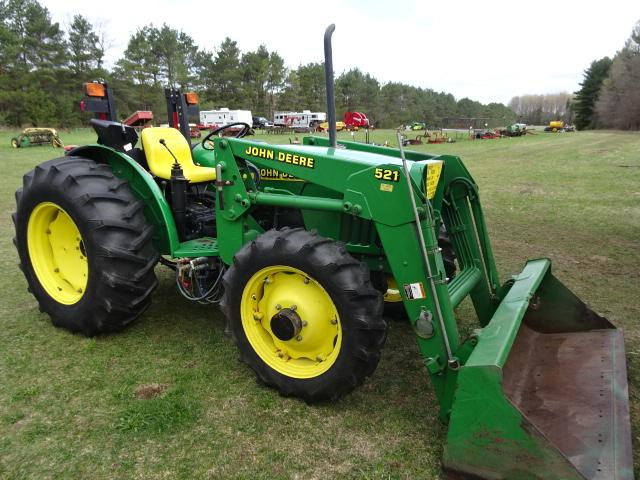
[443,259,634,480]
[502,325,633,480]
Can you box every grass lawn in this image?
[0,127,638,479]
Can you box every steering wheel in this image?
[201,122,252,150]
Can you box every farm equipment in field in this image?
[545,120,575,132]
[474,129,501,139]
[343,111,370,130]
[123,110,154,130]
[12,25,633,480]
[500,122,527,137]
[11,128,63,148]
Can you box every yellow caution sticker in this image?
[380,183,394,192]
[425,162,443,199]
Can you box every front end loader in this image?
[12,25,633,479]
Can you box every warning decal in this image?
[403,282,426,300]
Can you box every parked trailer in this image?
[200,108,253,129]
[274,110,326,128]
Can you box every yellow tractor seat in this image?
[140,127,216,183]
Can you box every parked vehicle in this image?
[274,110,326,128]
[200,108,253,129]
[317,120,346,132]
[252,116,273,129]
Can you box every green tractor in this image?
[12,26,633,479]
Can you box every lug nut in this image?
[251,294,257,300]
[276,351,284,358]
[330,318,338,325]
[316,355,324,362]
[290,304,297,311]
[295,335,302,341]
[275,304,281,310]
[302,320,308,327]
[303,277,309,284]
[253,312,263,321]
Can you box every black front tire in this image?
[221,228,387,402]
[13,156,159,336]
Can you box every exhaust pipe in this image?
[323,24,337,148]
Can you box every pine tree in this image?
[573,57,612,130]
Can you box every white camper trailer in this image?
[273,110,326,128]
[200,108,253,128]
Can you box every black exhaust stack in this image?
[323,24,337,148]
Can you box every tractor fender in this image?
[65,144,179,255]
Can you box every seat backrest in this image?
[140,127,194,180]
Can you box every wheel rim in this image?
[11,139,18,148]
[27,202,88,305]
[384,277,402,303]
[241,265,342,379]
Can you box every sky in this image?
[40,0,640,105]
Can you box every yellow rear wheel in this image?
[14,156,158,336]
[27,202,87,305]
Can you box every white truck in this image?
[273,110,326,128]
[199,108,253,128]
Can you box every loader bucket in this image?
[443,259,633,480]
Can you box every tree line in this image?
[0,0,518,129]
[572,21,639,130]
[507,93,573,125]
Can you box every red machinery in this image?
[123,110,153,129]
[343,111,370,130]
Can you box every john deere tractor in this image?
[12,26,633,479]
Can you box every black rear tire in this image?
[13,156,159,336]
[221,228,387,402]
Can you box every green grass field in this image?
[0,127,638,479]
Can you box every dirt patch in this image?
[134,383,168,399]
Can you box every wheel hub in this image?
[270,308,303,341]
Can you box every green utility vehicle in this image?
[12,26,632,479]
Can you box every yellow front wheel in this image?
[241,265,342,379]
[222,228,387,402]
